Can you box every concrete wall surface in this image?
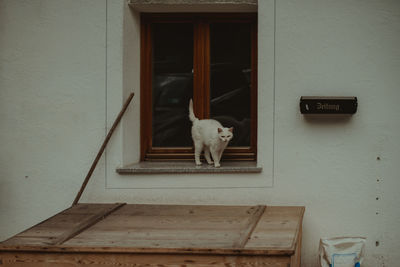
[1,0,399,266]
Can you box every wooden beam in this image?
[72,93,134,206]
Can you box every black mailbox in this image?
[300,96,357,114]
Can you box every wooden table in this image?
[0,204,304,266]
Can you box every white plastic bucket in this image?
[319,237,366,267]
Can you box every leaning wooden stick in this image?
[72,92,135,206]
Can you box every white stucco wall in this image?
[1,0,399,266]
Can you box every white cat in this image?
[189,99,233,167]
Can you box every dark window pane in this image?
[152,23,193,147]
[210,23,252,146]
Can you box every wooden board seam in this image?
[0,245,296,256]
[52,203,126,245]
[0,205,75,245]
[234,205,266,248]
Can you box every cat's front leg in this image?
[194,141,203,166]
[204,146,214,165]
[210,148,220,168]
[217,149,224,164]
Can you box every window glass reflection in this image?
[152,23,193,147]
[210,23,252,146]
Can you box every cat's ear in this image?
[218,128,223,133]
[228,127,234,133]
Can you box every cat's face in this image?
[217,127,234,143]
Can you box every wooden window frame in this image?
[140,13,257,161]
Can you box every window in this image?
[140,13,257,161]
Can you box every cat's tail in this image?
[188,99,198,123]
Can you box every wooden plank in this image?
[61,203,125,215]
[0,245,297,256]
[0,205,74,245]
[65,236,239,249]
[245,206,305,252]
[0,252,291,267]
[64,204,261,249]
[0,204,95,246]
[1,203,125,247]
[52,203,125,245]
[65,216,249,231]
[112,204,261,217]
[233,205,266,248]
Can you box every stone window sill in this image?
[116,161,262,175]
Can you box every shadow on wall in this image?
[302,115,354,125]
